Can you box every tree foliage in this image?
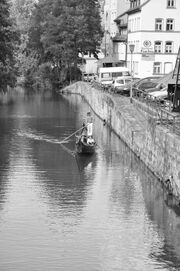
[0,0,18,92]
[27,0,103,87]
[8,0,103,91]
[0,0,103,92]
[44,0,103,59]
[10,0,38,77]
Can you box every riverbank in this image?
[63,81,180,204]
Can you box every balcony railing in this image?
[112,34,127,42]
[118,23,128,29]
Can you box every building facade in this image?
[113,11,129,65]
[126,0,180,78]
[100,0,130,66]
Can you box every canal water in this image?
[0,92,180,271]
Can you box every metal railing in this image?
[132,89,180,135]
[89,80,180,135]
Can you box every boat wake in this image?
[17,130,70,144]
[17,130,75,156]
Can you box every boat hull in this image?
[75,137,96,155]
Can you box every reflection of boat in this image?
[75,135,96,155]
[75,152,96,171]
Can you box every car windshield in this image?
[102,73,111,78]
[124,79,131,84]
[122,71,131,76]
[139,82,158,89]
[116,79,124,84]
[135,77,159,87]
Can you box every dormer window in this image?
[167,0,175,8]
[130,0,141,9]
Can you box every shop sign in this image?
[141,47,153,53]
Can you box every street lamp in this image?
[129,44,135,103]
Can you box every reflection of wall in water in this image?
[139,161,180,265]
[0,116,18,212]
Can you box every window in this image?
[165,41,173,53]
[167,0,175,7]
[166,19,174,31]
[154,41,162,53]
[153,62,161,74]
[102,73,111,78]
[130,0,140,8]
[130,0,141,9]
[155,19,163,31]
[112,71,131,77]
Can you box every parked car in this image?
[101,78,114,89]
[88,73,96,82]
[98,66,131,85]
[145,82,166,94]
[148,87,168,101]
[112,77,140,96]
[132,77,162,96]
[111,77,132,93]
[83,73,96,82]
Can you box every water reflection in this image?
[0,93,180,270]
[140,165,180,270]
[75,153,97,172]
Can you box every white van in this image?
[98,67,131,86]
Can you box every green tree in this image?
[77,0,103,57]
[10,0,38,76]
[0,0,18,92]
[34,0,103,82]
[13,0,103,90]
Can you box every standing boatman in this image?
[86,112,93,137]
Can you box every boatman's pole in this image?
[59,126,86,144]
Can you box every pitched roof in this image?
[114,0,151,21]
[114,10,128,22]
[126,0,151,15]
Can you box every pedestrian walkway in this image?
[107,92,149,134]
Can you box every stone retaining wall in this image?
[64,82,180,202]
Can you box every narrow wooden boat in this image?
[75,135,96,155]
